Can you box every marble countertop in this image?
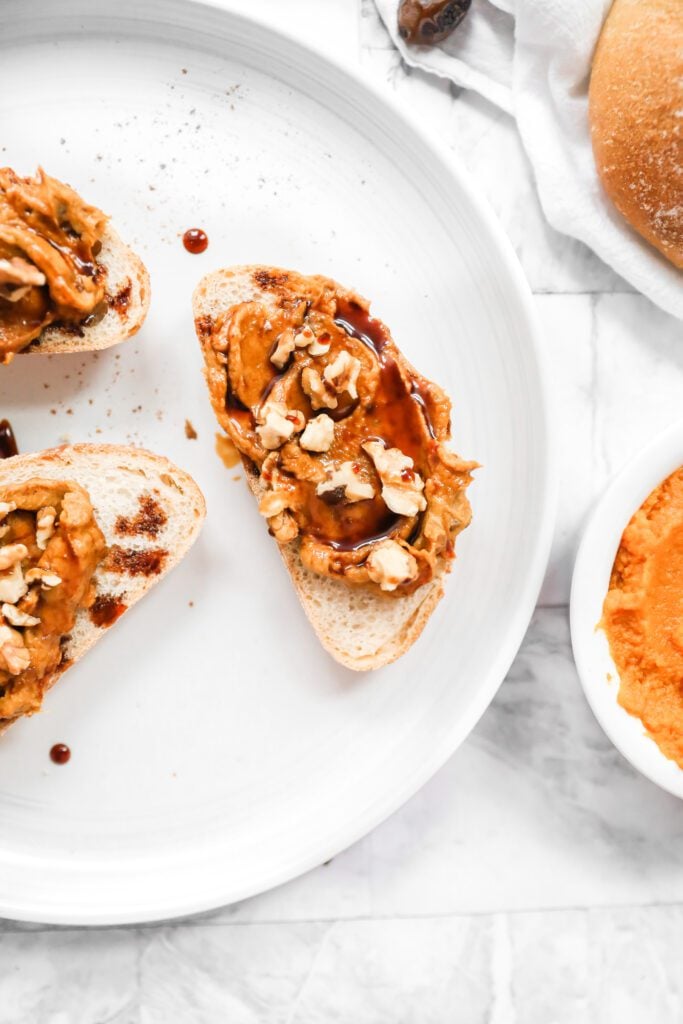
[3,1,683,1021]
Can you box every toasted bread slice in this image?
[0,444,205,731]
[25,223,150,356]
[194,265,453,672]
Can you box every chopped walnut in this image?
[25,567,62,589]
[35,506,56,551]
[363,440,427,517]
[323,351,361,400]
[300,414,335,453]
[301,367,338,410]
[308,337,331,357]
[258,488,299,543]
[258,490,292,518]
[294,325,315,348]
[366,540,418,592]
[316,462,375,503]
[256,402,305,450]
[2,602,39,627]
[0,542,27,571]
[270,328,295,369]
[269,510,299,543]
[0,624,30,675]
[0,563,27,604]
[0,256,46,289]
[294,325,330,357]
[17,587,39,615]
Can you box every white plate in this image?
[0,0,555,924]
[571,419,683,799]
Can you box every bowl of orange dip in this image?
[571,420,683,797]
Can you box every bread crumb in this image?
[184,419,198,440]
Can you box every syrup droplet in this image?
[50,743,71,765]
[182,228,209,254]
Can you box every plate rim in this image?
[570,417,683,799]
[0,0,558,924]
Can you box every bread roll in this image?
[589,0,682,269]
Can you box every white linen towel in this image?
[375,0,683,319]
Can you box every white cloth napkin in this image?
[375,0,683,319]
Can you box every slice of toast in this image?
[25,223,150,356]
[0,444,205,731]
[194,265,456,672]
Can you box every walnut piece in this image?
[271,325,331,371]
[316,462,375,503]
[35,506,56,551]
[270,328,295,370]
[258,487,300,543]
[2,602,39,627]
[363,440,427,517]
[300,414,335,453]
[0,563,28,604]
[0,623,30,675]
[366,540,418,592]
[0,542,27,571]
[258,490,292,518]
[25,567,62,589]
[269,510,299,543]
[301,367,338,411]
[323,351,360,400]
[256,402,305,450]
[294,325,330,357]
[0,256,46,288]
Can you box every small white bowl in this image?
[571,419,683,798]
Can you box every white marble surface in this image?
[3,1,683,1020]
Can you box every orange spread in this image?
[602,467,683,767]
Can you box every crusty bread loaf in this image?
[25,223,150,355]
[589,0,683,269]
[0,444,205,730]
[193,266,453,672]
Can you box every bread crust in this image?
[589,0,683,269]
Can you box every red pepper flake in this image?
[285,414,300,424]
[352,463,361,474]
